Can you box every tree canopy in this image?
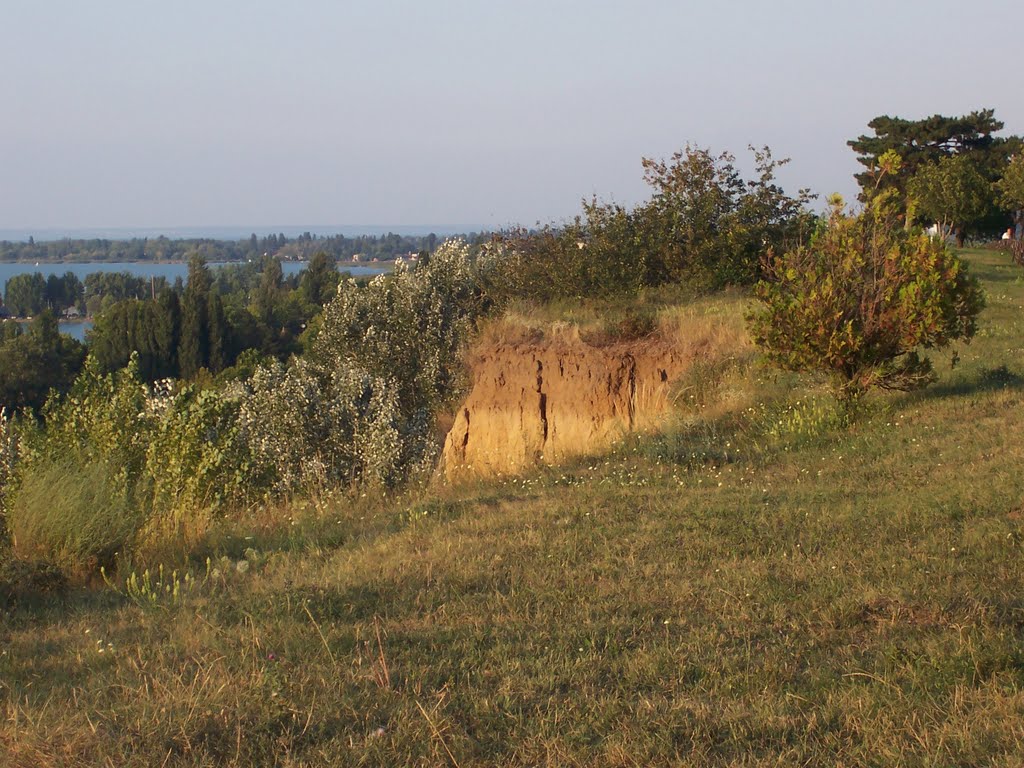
[0,312,86,412]
[849,109,1021,239]
[995,153,1024,263]
[907,154,993,246]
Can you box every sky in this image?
[2,0,1023,236]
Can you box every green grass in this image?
[2,250,1024,766]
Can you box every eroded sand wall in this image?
[441,336,690,479]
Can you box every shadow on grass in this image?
[968,265,1024,285]
[912,364,1024,401]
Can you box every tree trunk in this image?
[1012,238,1024,267]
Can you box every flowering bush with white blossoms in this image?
[240,238,488,488]
[0,407,18,541]
[313,238,486,417]
[236,359,404,493]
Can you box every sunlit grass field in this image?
[2,249,1023,766]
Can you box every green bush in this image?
[285,238,487,486]
[488,201,651,303]
[143,383,253,550]
[237,359,403,493]
[11,357,153,572]
[748,200,985,404]
[313,239,485,417]
[12,357,259,571]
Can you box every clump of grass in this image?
[8,457,144,578]
[0,556,67,608]
[752,396,848,448]
[580,309,659,346]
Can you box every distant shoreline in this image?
[0,226,481,243]
[10,317,92,325]
[0,257,400,266]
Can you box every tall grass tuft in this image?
[8,457,144,577]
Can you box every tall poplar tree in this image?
[207,292,228,374]
[254,256,284,325]
[154,289,181,379]
[300,251,339,306]
[178,254,212,378]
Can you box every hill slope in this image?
[2,250,1023,766]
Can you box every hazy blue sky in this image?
[3,0,1022,233]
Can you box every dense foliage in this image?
[3,272,86,317]
[1,240,487,572]
[492,146,814,301]
[1,270,171,319]
[995,154,1024,265]
[8,358,252,570]
[907,154,994,246]
[239,239,487,493]
[88,253,339,384]
[748,199,985,403]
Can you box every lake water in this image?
[60,321,92,341]
[6,319,93,341]
[0,260,389,297]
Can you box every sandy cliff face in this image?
[440,334,691,479]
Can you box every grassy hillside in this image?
[2,249,1023,766]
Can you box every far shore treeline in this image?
[0,230,486,265]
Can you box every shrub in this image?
[313,239,485,416]
[488,202,651,303]
[637,145,815,287]
[748,200,985,404]
[236,359,404,493]
[143,382,253,550]
[36,356,152,484]
[275,238,487,487]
